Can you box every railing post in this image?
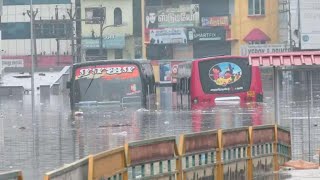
[216,129,223,180]
[247,126,253,180]
[124,143,129,180]
[176,134,184,180]
[88,155,94,180]
[43,174,49,180]
[18,171,23,180]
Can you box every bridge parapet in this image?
[42,124,291,180]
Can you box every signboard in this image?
[1,59,24,68]
[145,4,200,28]
[240,44,291,56]
[75,64,140,80]
[82,35,125,49]
[147,28,187,44]
[187,27,226,41]
[201,16,229,27]
[85,7,106,24]
[300,0,320,49]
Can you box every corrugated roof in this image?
[249,51,320,67]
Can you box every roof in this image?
[244,28,271,42]
[249,51,320,67]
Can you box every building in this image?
[81,0,141,61]
[0,0,76,68]
[231,0,284,56]
[144,0,232,60]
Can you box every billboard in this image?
[145,4,200,28]
[300,0,320,49]
[146,28,187,44]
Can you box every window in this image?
[248,0,265,16]
[114,8,122,25]
[115,49,123,59]
[1,22,31,39]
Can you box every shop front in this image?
[81,34,125,61]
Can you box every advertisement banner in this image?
[240,44,291,56]
[201,16,229,27]
[300,0,320,49]
[145,4,200,28]
[187,27,226,41]
[147,28,187,44]
[159,63,171,83]
[75,64,140,80]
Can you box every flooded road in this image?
[0,87,276,179]
[2,69,320,180]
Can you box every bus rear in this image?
[191,56,263,107]
[69,61,145,111]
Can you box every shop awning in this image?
[244,28,270,42]
[249,51,320,67]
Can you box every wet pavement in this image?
[1,69,320,179]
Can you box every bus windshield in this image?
[198,58,252,94]
[73,64,142,104]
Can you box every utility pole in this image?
[67,3,76,64]
[297,0,301,50]
[99,7,106,58]
[288,0,293,50]
[23,8,38,68]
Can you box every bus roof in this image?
[194,55,248,63]
[72,59,150,67]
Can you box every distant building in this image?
[0,0,76,68]
[80,0,141,61]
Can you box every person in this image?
[146,9,159,28]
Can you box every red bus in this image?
[176,56,263,109]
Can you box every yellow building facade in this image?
[80,0,136,61]
[230,0,279,55]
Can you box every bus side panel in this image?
[248,66,263,102]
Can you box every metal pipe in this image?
[141,0,146,59]
[273,67,280,124]
[307,71,311,162]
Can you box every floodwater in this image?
[1,69,320,179]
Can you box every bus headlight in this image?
[247,91,255,97]
[193,98,198,104]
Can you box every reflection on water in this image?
[0,87,276,180]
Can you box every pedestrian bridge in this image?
[1,124,291,180]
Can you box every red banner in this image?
[75,64,140,80]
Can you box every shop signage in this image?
[240,44,291,56]
[145,4,200,28]
[201,16,229,27]
[82,35,125,49]
[148,28,187,44]
[187,27,226,41]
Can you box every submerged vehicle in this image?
[67,60,156,112]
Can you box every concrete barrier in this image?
[88,147,127,180]
[44,157,89,180]
[0,170,23,180]
[43,124,291,180]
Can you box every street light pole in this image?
[30,0,35,122]
[99,17,104,57]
